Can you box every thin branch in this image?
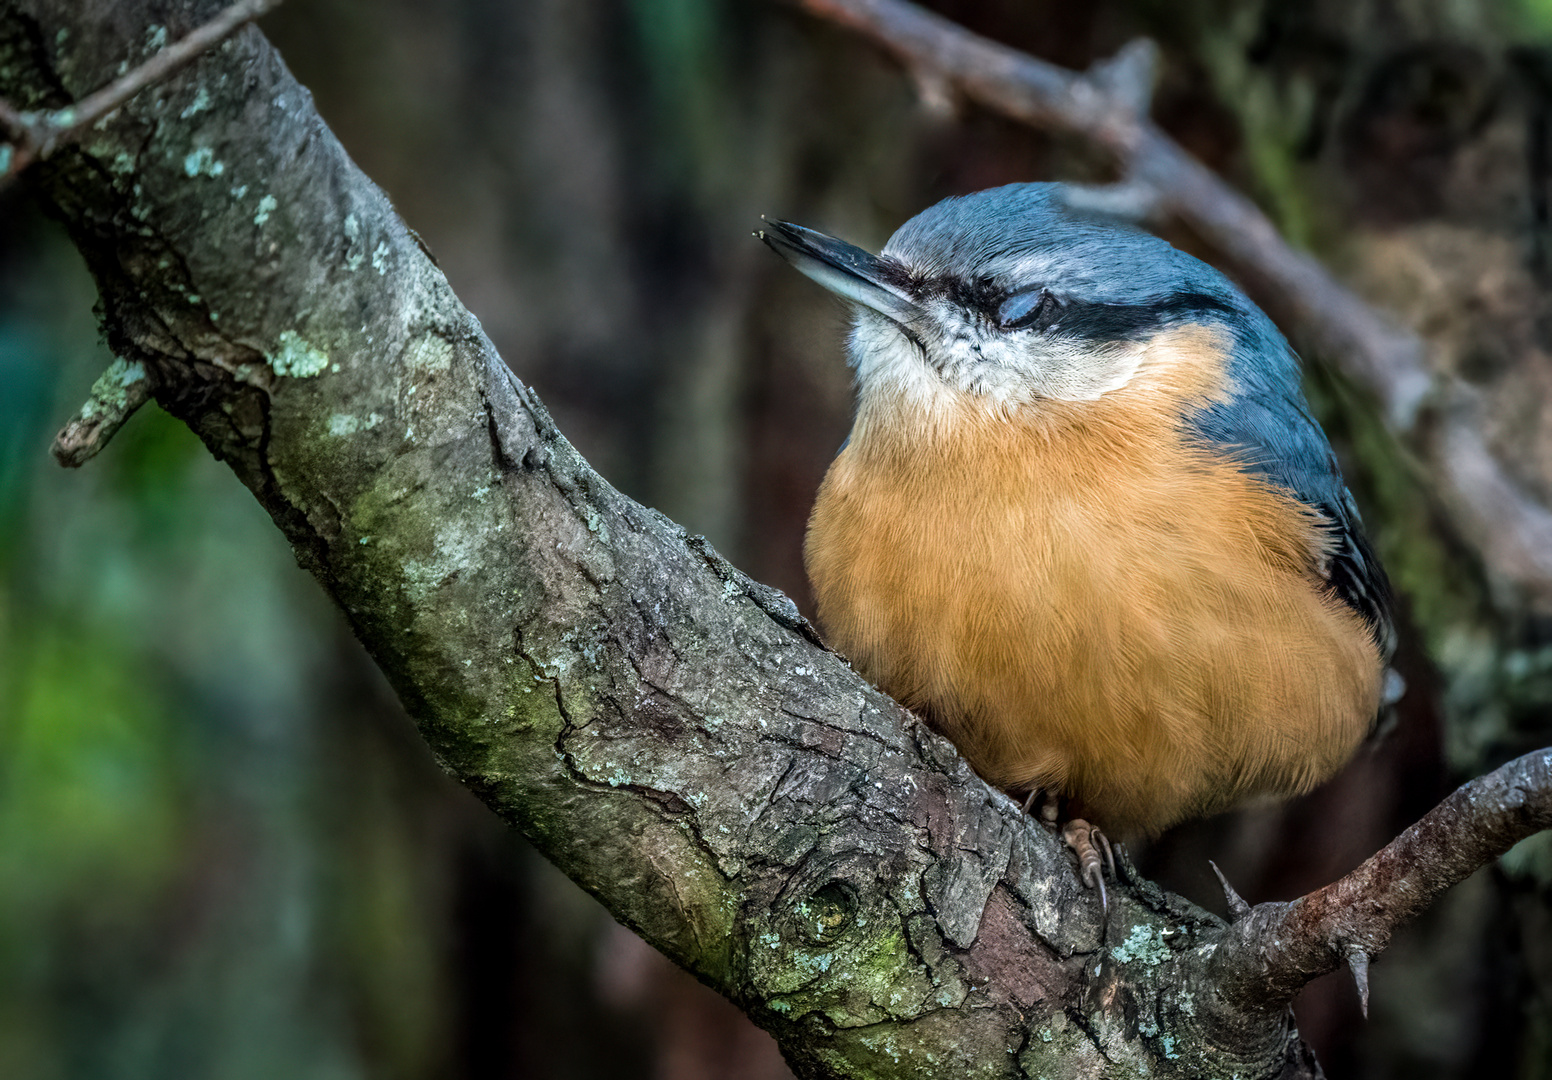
[1201,748,1552,1025]
[796,0,1552,609]
[1083,37,1159,122]
[0,0,282,184]
[51,358,154,468]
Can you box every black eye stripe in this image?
[923,278,1239,340]
[1044,291,1237,340]
[897,266,1240,342]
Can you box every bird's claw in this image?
[1018,792,1113,915]
[1061,818,1113,914]
[1020,787,1060,824]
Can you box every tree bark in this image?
[2,2,1546,1077]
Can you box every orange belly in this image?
[806,378,1382,836]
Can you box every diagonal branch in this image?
[51,358,155,467]
[796,0,1552,609]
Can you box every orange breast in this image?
[805,328,1383,836]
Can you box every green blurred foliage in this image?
[0,216,456,1080]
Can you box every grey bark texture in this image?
[2,2,1546,1078]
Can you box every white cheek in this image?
[1016,338,1145,401]
[847,308,1146,410]
[932,327,1146,405]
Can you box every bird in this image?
[759,183,1396,891]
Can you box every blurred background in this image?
[4,0,1552,1076]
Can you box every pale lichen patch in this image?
[342,213,368,272]
[254,194,278,226]
[267,331,330,378]
[79,358,147,419]
[328,412,384,437]
[1110,923,1172,966]
[182,146,225,178]
[179,87,211,119]
[399,525,486,607]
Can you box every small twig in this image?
[797,0,1552,610]
[1201,748,1552,1023]
[1084,37,1158,122]
[1059,177,1164,224]
[0,0,283,184]
[51,358,155,468]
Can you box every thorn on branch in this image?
[1345,945,1371,1019]
[0,0,284,188]
[52,358,154,468]
[1208,860,1252,922]
[1202,749,1552,1025]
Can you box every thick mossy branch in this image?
[5,3,1548,1078]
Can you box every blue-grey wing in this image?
[1188,334,1396,665]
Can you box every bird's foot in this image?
[1061,818,1115,914]
[1017,791,1114,913]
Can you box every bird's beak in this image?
[758,219,924,328]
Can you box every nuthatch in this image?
[761,183,1395,881]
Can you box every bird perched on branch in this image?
[761,183,1396,893]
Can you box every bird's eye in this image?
[998,288,1062,331]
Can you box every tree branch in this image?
[1201,749,1552,1026]
[4,1,1550,1076]
[796,0,1552,610]
[0,0,281,185]
[51,357,154,467]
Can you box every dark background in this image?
[3,0,1552,1076]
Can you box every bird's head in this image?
[761,183,1251,408]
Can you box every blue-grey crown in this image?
[880,182,1249,328]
